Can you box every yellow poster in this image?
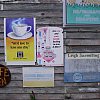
[4,18,36,65]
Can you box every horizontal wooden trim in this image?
[65,46,100,53]
[0,93,64,100]
[64,39,100,45]
[0,87,64,94]
[7,80,99,88]
[2,3,62,11]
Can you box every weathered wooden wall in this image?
[0,0,100,100]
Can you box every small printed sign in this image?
[23,67,54,87]
[37,27,63,66]
[64,53,100,82]
[63,0,100,25]
[4,17,36,65]
[0,64,11,87]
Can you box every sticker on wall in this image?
[0,64,11,87]
[64,53,100,82]
[37,27,63,66]
[4,17,36,65]
[23,67,54,87]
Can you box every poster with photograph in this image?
[37,27,63,66]
[23,67,54,87]
[64,53,100,82]
[4,18,36,65]
[63,0,100,25]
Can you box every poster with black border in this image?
[4,17,36,65]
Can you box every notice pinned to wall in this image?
[4,17,36,65]
[37,27,63,66]
[63,0,100,26]
[23,67,54,87]
[64,53,100,82]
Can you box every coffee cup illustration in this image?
[12,24,32,37]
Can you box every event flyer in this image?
[4,18,36,65]
[23,67,54,87]
[64,53,100,82]
[37,27,63,66]
[63,0,100,25]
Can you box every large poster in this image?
[23,67,54,87]
[4,18,36,65]
[37,27,63,66]
[63,0,100,25]
[64,53,100,82]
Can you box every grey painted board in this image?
[0,87,65,93]
[0,11,62,17]
[66,46,100,53]
[0,1,100,100]
[64,27,100,32]
[0,94,64,100]
[65,33,100,39]
[64,53,100,82]
[3,3,62,11]
[0,0,62,3]
[65,39,100,45]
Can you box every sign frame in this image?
[63,0,100,26]
[23,67,54,87]
[64,53,100,82]
[37,27,63,66]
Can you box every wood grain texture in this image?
[64,39,100,45]
[0,94,64,100]
[0,87,65,93]
[66,46,100,53]
[0,0,63,3]
[3,3,62,11]
[0,1,100,100]
[65,32,100,39]
[0,11,62,18]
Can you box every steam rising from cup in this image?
[12,18,25,27]
[11,18,32,37]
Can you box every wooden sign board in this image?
[64,53,100,82]
[63,0,100,26]
[0,64,11,87]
